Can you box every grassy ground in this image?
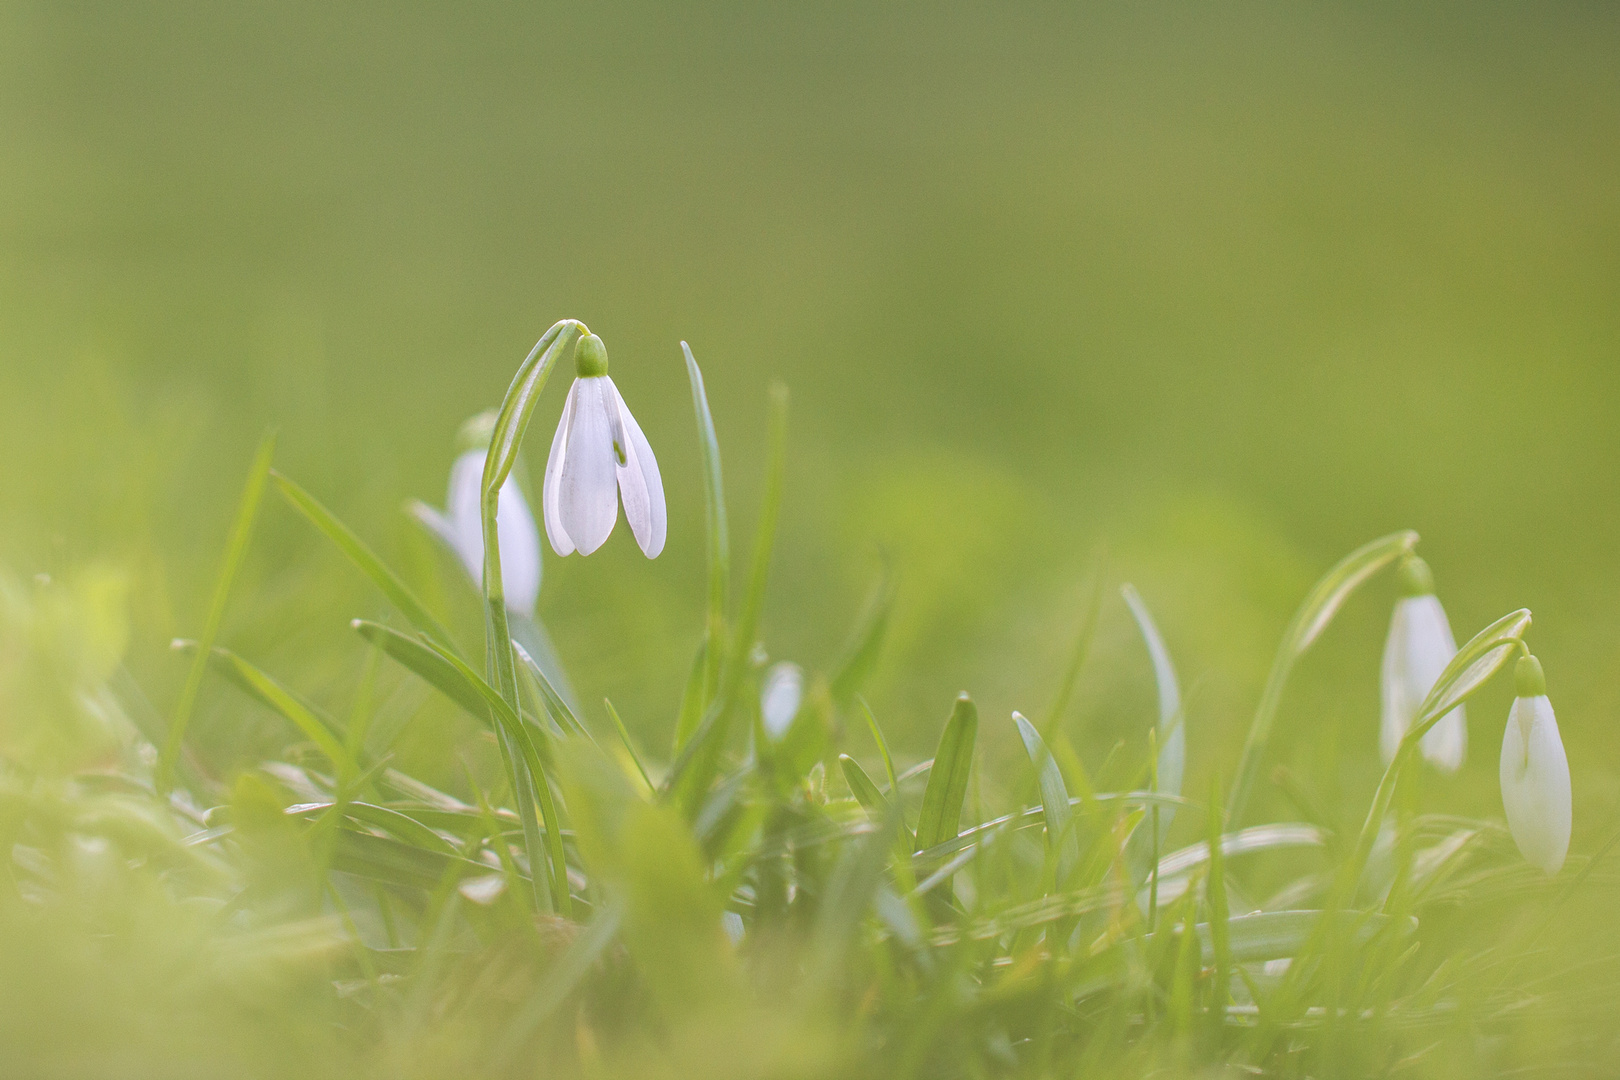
[2,4,1620,1075]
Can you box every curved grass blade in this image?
[512,640,590,742]
[839,754,888,814]
[286,801,459,855]
[176,640,355,778]
[272,470,456,651]
[683,342,729,716]
[915,693,978,852]
[857,696,901,795]
[1013,711,1078,880]
[352,620,570,912]
[604,698,653,793]
[160,430,276,790]
[1042,552,1107,733]
[1228,530,1419,825]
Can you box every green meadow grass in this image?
[2,321,1615,1078]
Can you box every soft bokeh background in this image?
[2,2,1617,833]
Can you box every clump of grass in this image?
[1,320,1615,1078]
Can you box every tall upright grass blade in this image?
[858,696,902,795]
[603,698,654,793]
[672,640,708,752]
[915,693,978,852]
[830,572,895,709]
[1228,530,1419,825]
[683,342,730,715]
[160,430,276,791]
[1042,553,1106,734]
[272,470,457,651]
[1205,775,1232,1018]
[727,382,788,691]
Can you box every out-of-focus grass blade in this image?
[481,320,582,499]
[1042,553,1106,733]
[286,801,458,855]
[1013,712,1078,880]
[672,640,708,753]
[494,902,624,1069]
[839,754,888,813]
[1410,608,1534,735]
[1205,775,1232,1016]
[509,611,581,716]
[271,470,456,651]
[1156,823,1329,879]
[728,382,787,691]
[1121,585,1183,804]
[683,342,729,712]
[604,698,654,793]
[160,430,276,790]
[830,572,895,709]
[176,640,355,778]
[353,619,569,912]
[327,828,483,890]
[512,640,591,742]
[807,813,901,990]
[1228,530,1419,824]
[857,696,901,795]
[915,693,978,852]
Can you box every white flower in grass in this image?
[1500,654,1571,876]
[543,334,666,558]
[1381,556,1466,771]
[760,662,804,741]
[411,412,542,618]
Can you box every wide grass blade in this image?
[915,693,978,852]
[839,754,888,813]
[160,430,276,790]
[1228,530,1419,824]
[272,470,457,651]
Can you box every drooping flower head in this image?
[1381,555,1466,771]
[1500,653,1571,876]
[542,334,666,559]
[411,410,542,617]
[760,661,804,741]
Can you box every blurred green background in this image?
[2,3,1617,831]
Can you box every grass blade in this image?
[830,571,895,709]
[1205,775,1232,1018]
[272,470,457,651]
[858,696,901,795]
[727,382,788,698]
[839,753,888,813]
[603,698,653,793]
[1013,711,1078,880]
[683,342,730,716]
[915,693,978,852]
[1228,530,1419,825]
[160,430,276,790]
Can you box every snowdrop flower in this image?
[411,412,542,617]
[543,334,666,558]
[1381,556,1466,771]
[760,662,804,740]
[1500,653,1571,875]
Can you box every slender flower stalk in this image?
[1381,555,1466,771]
[542,334,666,558]
[1500,653,1571,875]
[412,411,542,618]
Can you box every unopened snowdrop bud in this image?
[760,662,804,741]
[1380,555,1466,771]
[542,334,667,558]
[411,411,542,617]
[1500,654,1571,875]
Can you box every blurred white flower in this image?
[1500,654,1571,876]
[760,662,804,740]
[410,412,542,617]
[543,334,666,559]
[1381,556,1466,771]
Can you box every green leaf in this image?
[272,470,456,651]
[839,754,888,813]
[493,903,625,1069]
[728,382,788,692]
[353,620,570,913]
[829,572,895,709]
[1228,530,1419,825]
[1205,775,1232,1016]
[286,801,458,855]
[857,696,901,795]
[915,693,978,852]
[1041,552,1106,732]
[683,342,730,715]
[161,430,276,789]
[671,639,708,753]
[512,639,590,742]
[1013,711,1078,880]
[179,641,356,778]
[603,697,653,793]
[481,320,584,500]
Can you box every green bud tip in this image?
[1396,554,1435,597]
[575,333,609,378]
[454,409,500,454]
[1515,653,1547,698]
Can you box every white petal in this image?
[495,477,541,617]
[1500,695,1571,875]
[1380,595,1466,771]
[446,449,488,581]
[760,662,803,740]
[542,384,577,556]
[556,377,619,555]
[605,378,667,558]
